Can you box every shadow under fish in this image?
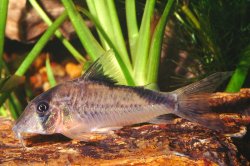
[12,50,247,147]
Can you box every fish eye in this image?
[37,101,49,113]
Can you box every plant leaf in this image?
[133,0,156,85]
[62,0,104,60]
[0,0,9,73]
[46,55,57,88]
[226,44,250,92]
[86,0,131,77]
[147,0,175,85]
[126,0,139,62]
[0,75,25,93]
[15,11,68,76]
[29,0,86,64]
[77,7,135,86]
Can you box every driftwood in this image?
[6,0,89,43]
[0,89,250,165]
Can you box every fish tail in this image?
[175,93,227,131]
[171,72,232,132]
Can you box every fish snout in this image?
[12,109,45,137]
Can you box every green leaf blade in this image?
[126,0,139,63]
[77,7,135,85]
[0,0,9,72]
[147,0,175,85]
[0,75,25,93]
[226,44,250,92]
[46,56,57,88]
[62,0,104,60]
[15,11,68,76]
[86,0,131,74]
[106,0,131,68]
[29,0,86,64]
[133,0,156,85]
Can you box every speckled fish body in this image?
[61,82,177,137]
[12,52,233,143]
[13,79,176,140]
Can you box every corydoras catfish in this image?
[13,52,233,145]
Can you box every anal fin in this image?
[73,127,122,142]
[91,126,123,134]
[149,114,179,125]
[73,133,109,142]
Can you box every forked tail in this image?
[171,72,232,132]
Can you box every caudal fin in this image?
[172,72,231,132]
[176,93,228,131]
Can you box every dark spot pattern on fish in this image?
[130,87,176,108]
[39,112,51,129]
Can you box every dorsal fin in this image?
[80,50,127,85]
[82,57,117,84]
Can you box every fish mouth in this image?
[12,124,47,136]
[12,124,26,147]
[13,126,42,148]
[12,115,48,141]
[12,123,49,148]
[12,105,47,137]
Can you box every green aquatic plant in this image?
[0,0,8,70]
[46,55,57,88]
[0,10,68,117]
[0,0,176,118]
[172,0,250,90]
[29,0,86,64]
[0,0,23,118]
[62,0,175,86]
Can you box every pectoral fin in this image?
[65,127,122,142]
[91,127,123,134]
